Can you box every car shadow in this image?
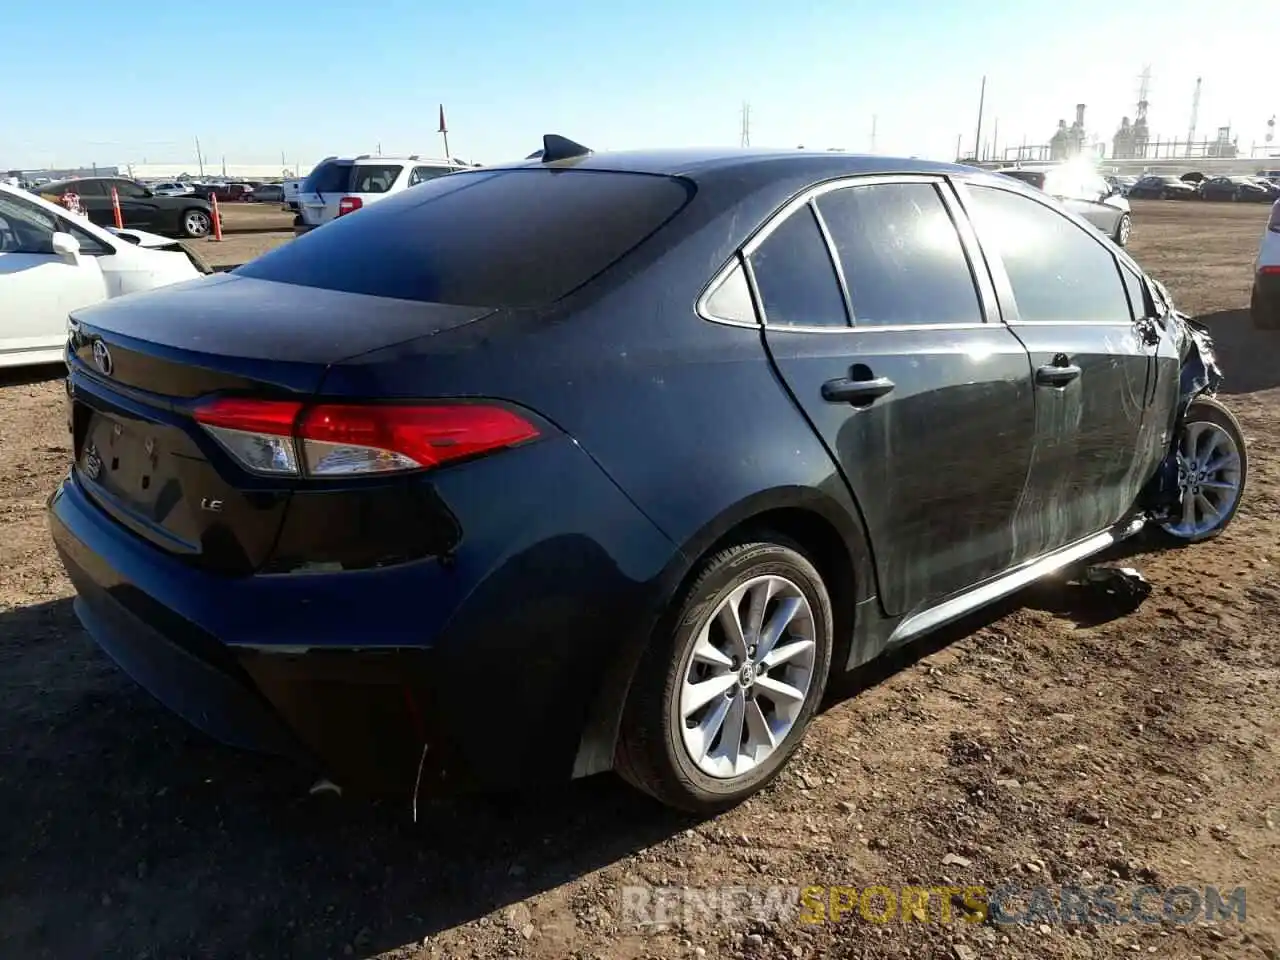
[1196,308,1280,395]
[0,361,64,389]
[1,565,1152,957]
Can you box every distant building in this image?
[123,162,312,181]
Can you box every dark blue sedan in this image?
[49,137,1246,813]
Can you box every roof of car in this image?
[490,147,972,182]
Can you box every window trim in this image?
[696,173,996,333]
[951,179,1134,327]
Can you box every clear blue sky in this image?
[2,0,1273,171]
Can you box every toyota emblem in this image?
[92,340,113,376]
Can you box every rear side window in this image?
[748,205,848,327]
[302,161,353,194]
[238,169,694,308]
[408,165,452,186]
[965,185,1130,325]
[352,164,403,193]
[816,182,983,327]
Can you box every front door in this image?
[753,176,1036,618]
[108,180,158,229]
[0,191,106,362]
[957,181,1157,562]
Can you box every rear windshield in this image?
[302,161,353,194]
[238,168,694,308]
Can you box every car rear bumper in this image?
[47,434,679,793]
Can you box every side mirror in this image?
[51,231,81,262]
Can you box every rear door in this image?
[755,175,1035,617]
[956,180,1157,561]
[298,160,353,226]
[69,179,111,226]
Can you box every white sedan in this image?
[0,182,204,369]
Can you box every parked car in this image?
[1252,200,1280,329]
[50,140,1246,813]
[1128,175,1199,200]
[36,177,218,238]
[995,164,1131,245]
[294,155,463,234]
[209,183,254,203]
[1249,178,1280,200]
[148,182,195,197]
[1105,175,1138,197]
[1200,176,1273,202]
[0,182,202,368]
[282,179,302,212]
[251,183,284,203]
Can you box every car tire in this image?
[1113,213,1132,247]
[1154,397,1247,545]
[615,538,834,814]
[181,208,212,239]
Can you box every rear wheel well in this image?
[707,507,857,673]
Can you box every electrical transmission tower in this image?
[740,102,751,148]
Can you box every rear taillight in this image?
[193,399,540,477]
[1268,202,1280,233]
[337,196,363,217]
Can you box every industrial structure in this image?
[1113,69,1238,160]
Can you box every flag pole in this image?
[438,104,451,159]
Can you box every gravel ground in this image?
[1,200,1276,960]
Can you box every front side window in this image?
[68,180,104,197]
[113,180,149,199]
[817,182,983,327]
[965,185,1130,325]
[0,192,57,254]
[748,204,848,327]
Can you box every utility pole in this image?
[991,118,999,163]
[870,114,877,153]
[195,136,204,178]
[438,104,451,159]
[955,133,963,161]
[740,102,751,148]
[973,76,987,163]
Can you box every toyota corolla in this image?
[49,137,1246,814]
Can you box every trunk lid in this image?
[66,274,493,574]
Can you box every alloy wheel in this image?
[185,211,211,237]
[678,574,817,779]
[1161,420,1243,538]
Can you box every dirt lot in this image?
[197,202,295,269]
[2,200,1277,960]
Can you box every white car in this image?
[294,155,463,234]
[0,183,204,368]
[149,182,195,197]
[995,163,1133,245]
[1252,200,1280,330]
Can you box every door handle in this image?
[821,375,896,405]
[1035,362,1082,387]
